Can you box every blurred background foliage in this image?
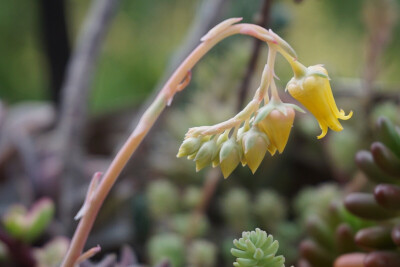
[0,0,400,266]
[1,0,399,112]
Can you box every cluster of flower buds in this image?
[177,23,352,178]
[177,98,304,178]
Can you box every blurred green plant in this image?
[2,198,54,243]
[220,187,252,231]
[170,213,209,238]
[294,183,343,225]
[0,240,6,262]
[148,233,185,267]
[253,190,287,232]
[182,186,202,210]
[146,180,180,220]
[187,239,217,267]
[33,237,70,267]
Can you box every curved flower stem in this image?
[270,79,280,101]
[61,22,295,267]
[191,47,279,136]
[258,46,277,102]
[276,45,307,79]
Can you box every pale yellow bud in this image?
[211,133,229,168]
[258,107,295,154]
[177,137,202,158]
[194,140,217,172]
[219,138,241,178]
[241,126,270,173]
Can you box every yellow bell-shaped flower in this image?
[287,65,352,139]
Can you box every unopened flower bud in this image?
[219,138,242,178]
[177,137,202,158]
[195,140,217,172]
[257,105,295,154]
[241,126,269,173]
[211,133,229,167]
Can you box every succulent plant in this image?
[182,186,202,210]
[148,233,185,267]
[2,198,54,243]
[298,117,400,267]
[253,190,287,232]
[231,228,285,267]
[335,117,400,266]
[146,180,180,219]
[170,213,209,238]
[33,237,69,267]
[220,188,252,231]
[187,239,217,267]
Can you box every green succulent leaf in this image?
[231,228,286,267]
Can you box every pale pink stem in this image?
[60,23,282,267]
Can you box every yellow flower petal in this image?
[287,65,352,139]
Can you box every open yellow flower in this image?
[287,65,352,139]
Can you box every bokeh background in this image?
[0,0,400,266]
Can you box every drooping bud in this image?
[255,100,300,154]
[237,125,250,167]
[241,126,269,173]
[212,132,229,167]
[258,107,295,154]
[194,140,217,172]
[177,137,202,158]
[219,138,241,178]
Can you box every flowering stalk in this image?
[62,17,352,265]
[60,18,297,267]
